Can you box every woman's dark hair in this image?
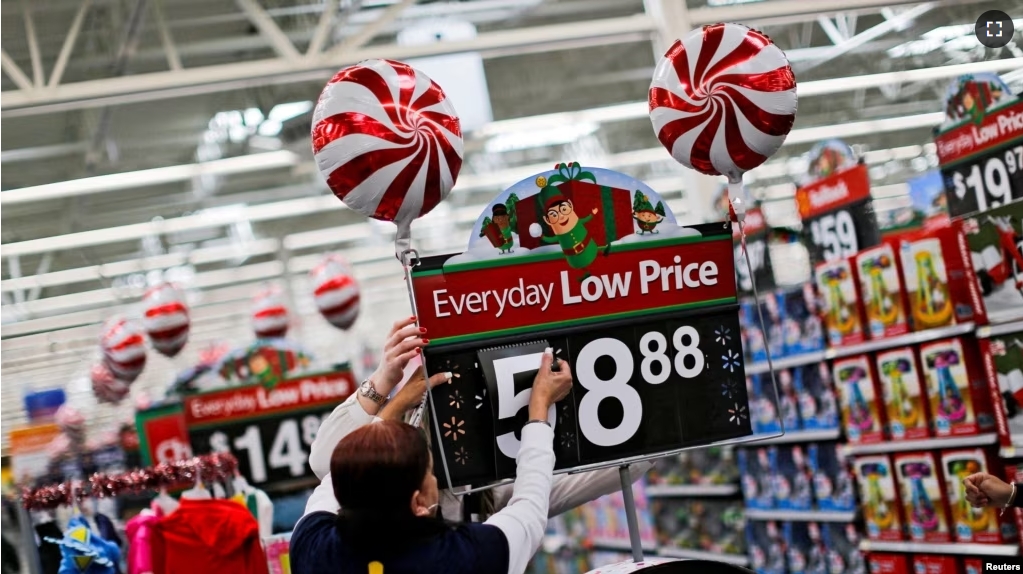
[330,421,448,555]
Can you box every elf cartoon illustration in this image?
[536,181,602,273]
[632,191,665,235]
[490,204,515,254]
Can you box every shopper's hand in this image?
[370,316,429,396]
[379,369,452,421]
[964,472,1013,508]
[528,349,573,421]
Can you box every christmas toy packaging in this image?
[770,445,813,511]
[959,201,1023,323]
[820,523,865,574]
[893,451,951,543]
[898,222,986,330]
[919,337,995,437]
[746,520,786,574]
[940,448,1015,543]
[807,442,856,511]
[778,286,826,355]
[781,521,818,574]
[855,244,910,339]
[834,355,886,444]
[794,364,840,430]
[776,369,802,432]
[815,257,866,346]
[854,455,904,541]
[749,375,782,435]
[741,296,785,363]
[866,553,911,574]
[875,348,930,441]
[911,554,961,574]
[962,557,984,574]
[739,447,776,509]
[982,327,1023,449]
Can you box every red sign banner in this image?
[935,99,1023,166]
[184,371,355,427]
[795,164,871,220]
[411,234,737,345]
[136,404,193,467]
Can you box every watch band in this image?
[359,379,387,405]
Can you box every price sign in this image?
[795,164,880,264]
[411,224,752,488]
[184,370,355,490]
[936,99,1023,218]
[733,207,775,296]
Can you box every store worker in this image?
[290,346,572,574]
[307,316,651,524]
[963,472,1023,511]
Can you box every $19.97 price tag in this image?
[944,142,1023,218]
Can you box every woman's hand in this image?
[528,349,573,421]
[964,472,1014,508]
[360,317,429,414]
[379,369,452,421]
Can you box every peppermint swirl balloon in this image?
[100,317,147,383]
[311,254,361,331]
[649,23,797,183]
[252,288,289,339]
[312,59,464,256]
[91,363,131,404]
[142,283,190,358]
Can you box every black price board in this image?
[410,227,752,489]
[795,164,880,265]
[184,370,355,490]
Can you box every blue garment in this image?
[43,516,120,574]
[290,512,509,574]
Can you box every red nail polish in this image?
[419,327,427,333]
[422,339,430,344]
[415,348,422,354]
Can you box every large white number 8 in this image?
[577,338,643,446]
[640,332,670,384]
[673,326,704,378]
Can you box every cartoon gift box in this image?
[875,348,930,441]
[854,455,904,541]
[834,355,886,444]
[856,243,910,339]
[515,163,635,257]
[919,338,995,437]
[941,448,1017,544]
[893,451,952,543]
[815,258,865,346]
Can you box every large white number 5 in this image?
[577,338,642,447]
[494,353,556,459]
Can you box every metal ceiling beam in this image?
[306,0,342,56]
[151,0,182,71]
[799,3,935,73]
[234,0,301,60]
[48,0,91,88]
[20,0,44,88]
[0,49,34,91]
[326,0,416,57]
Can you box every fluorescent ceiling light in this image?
[0,150,299,206]
[268,101,314,122]
[484,122,599,153]
[888,20,1023,57]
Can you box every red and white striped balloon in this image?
[252,287,289,339]
[91,363,131,404]
[649,23,797,183]
[311,254,361,331]
[142,283,190,358]
[100,317,147,383]
[312,59,463,255]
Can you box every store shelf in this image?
[825,323,976,360]
[746,351,827,375]
[745,508,856,522]
[860,540,1020,556]
[589,538,658,553]
[745,428,842,446]
[658,547,750,566]
[843,433,997,455]
[645,484,739,497]
[1000,445,1023,458]
[977,319,1023,339]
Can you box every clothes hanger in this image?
[153,487,179,514]
[180,474,211,500]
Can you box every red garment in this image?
[153,498,269,574]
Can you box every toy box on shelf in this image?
[982,325,1023,451]
[1007,462,1023,549]
[820,522,866,574]
[770,445,813,511]
[647,446,737,487]
[782,521,820,574]
[794,364,840,431]
[919,337,996,437]
[749,375,782,435]
[959,201,1023,324]
[777,369,803,432]
[912,554,962,574]
[940,448,1016,544]
[897,220,986,331]
[576,487,657,550]
[892,451,952,543]
[742,296,785,363]
[856,243,911,339]
[779,285,826,356]
[854,455,905,541]
[807,442,856,512]
[962,557,985,574]
[866,552,911,574]
[746,520,786,574]
[651,498,746,556]
[834,355,887,444]
[875,348,931,441]
[739,447,776,510]
[816,257,867,346]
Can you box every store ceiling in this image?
[2,0,1022,445]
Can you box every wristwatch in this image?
[358,379,387,405]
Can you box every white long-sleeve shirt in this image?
[308,393,651,520]
[300,422,555,574]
